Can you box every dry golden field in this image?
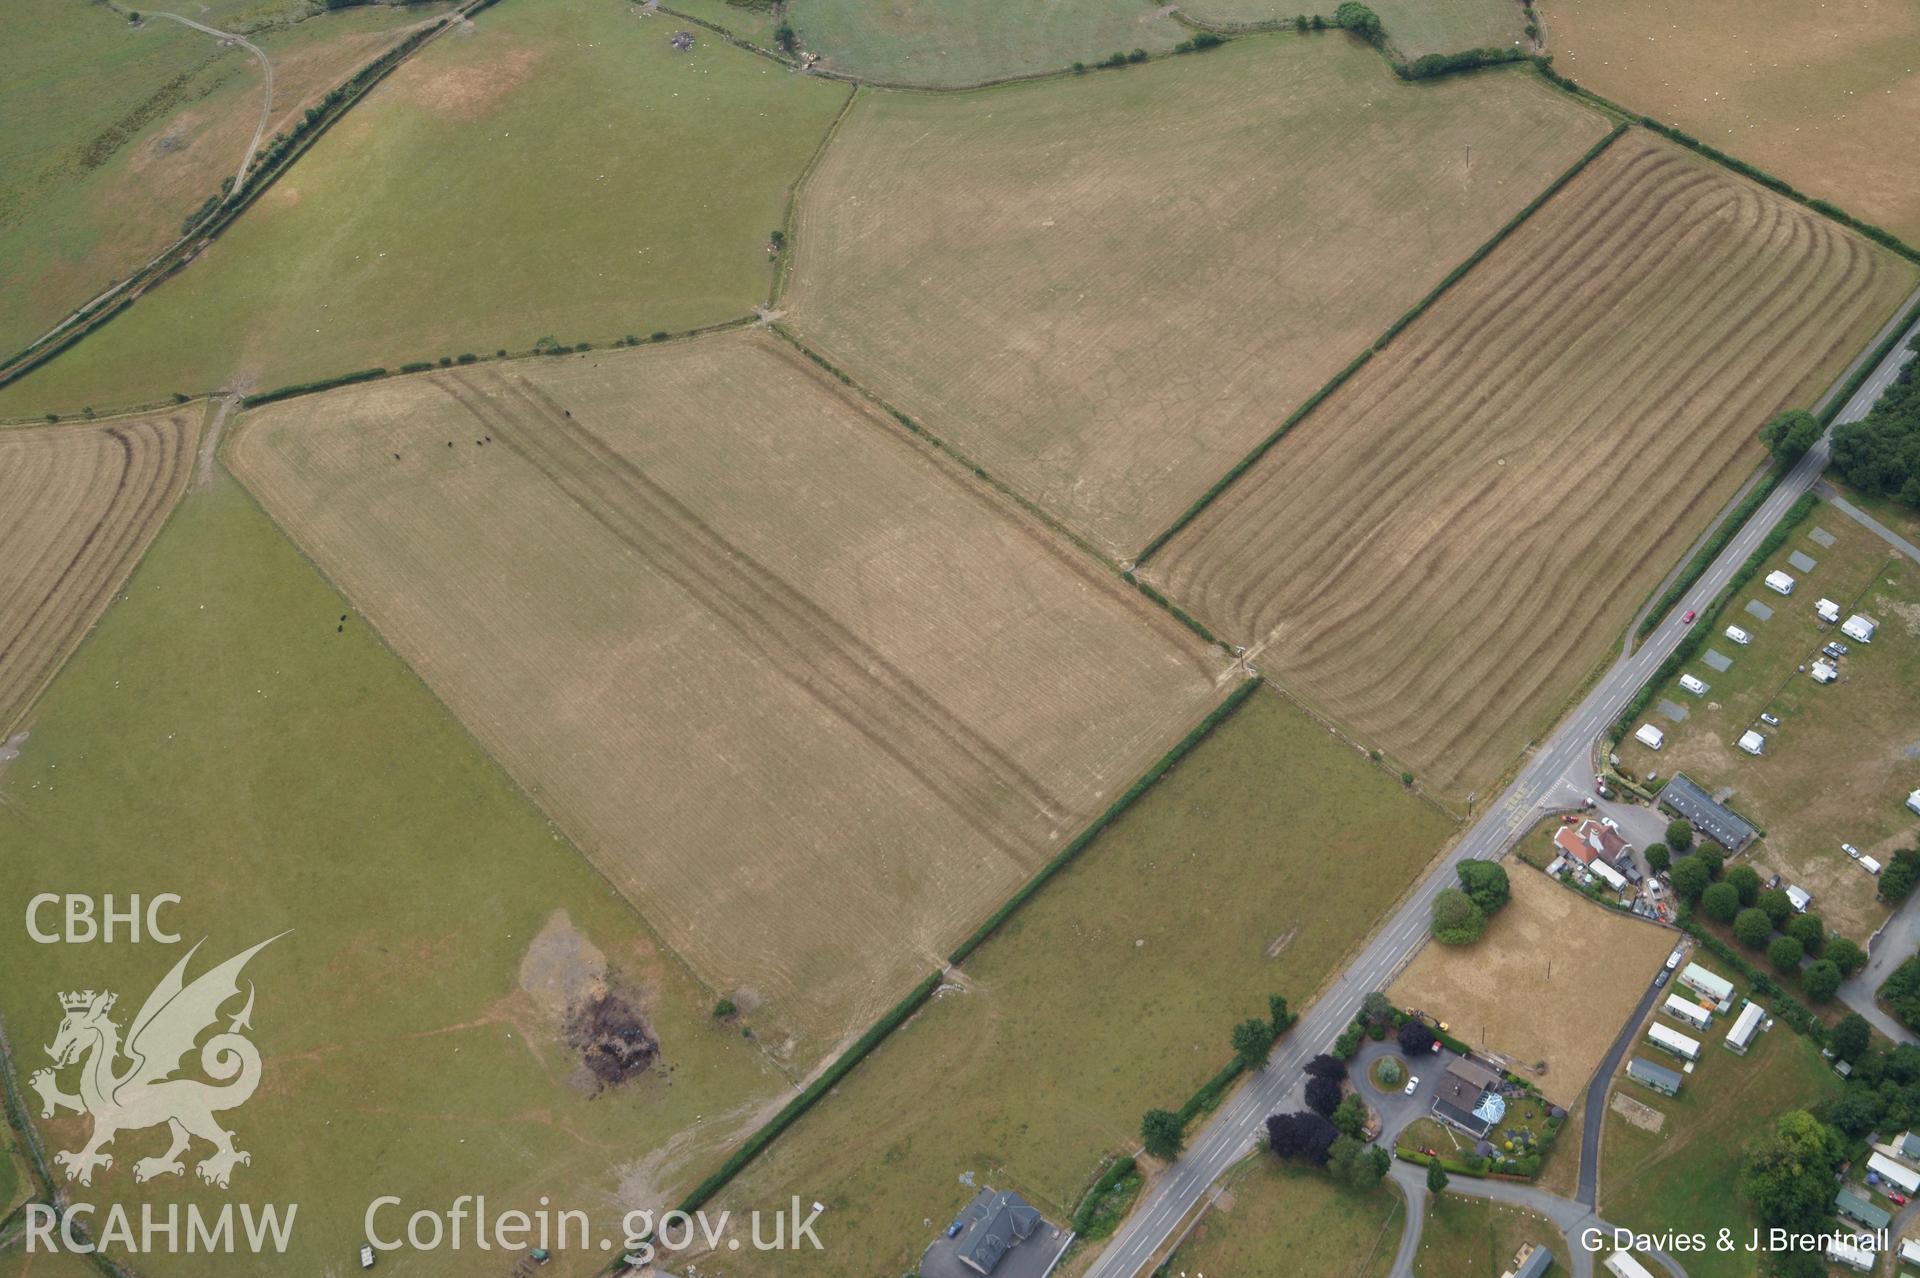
[1147,132,1918,799]
[1390,869,1672,1105]
[1545,0,1920,245]
[227,331,1231,1063]
[783,38,1610,558]
[0,413,195,732]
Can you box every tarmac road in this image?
[1082,297,1920,1278]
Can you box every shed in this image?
[1837,1187,1892,1231]
[1626,1056,1683,1096]
[1634,723,1665,750]
[1662,994,1713,1031]
[1764,570,1795,595]
[1725,1002,1767,1054]
[1870,1152,1920,1195]
[1817,598,1842,623]
[1646,1022,1700,1061]
[1737,730,1765,756]
[1843,614,1878,643]
[1604,1253,1657,1278]
[1679,673,1708,696]
[1899,1130,1920,1163]
[1678,962,1733,1003]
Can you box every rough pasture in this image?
[782,39,1608,559]
[1147,132,1918,799]
[1181,0,1526,59]
[227,332,1230,1062]
[0,413,195,733]
[1546,0,1920,245]
[0,0,849,417]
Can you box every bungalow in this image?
[1826,1236,1875,1273]
[1843,614,1878,644]
[1764,570,1795,595]
[1634,723,1665,750]
[1737,730,1765,756]
[1725,1002,1767,1055]
[1646,1022,1700,1062]
[1837,1187,1891,1232]
[1662,994,1713,1030]
[1678,962,1734,1005]
[1817,598,1842,623]
[1870,1151,1920,1196]
[1432,1057,1504,1139]
[1625,1057,1683,1097]
[954,1189,1043,1276]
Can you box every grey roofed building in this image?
[1835,1186,1891,1231]
[1446,1056,1502,1092]
[1899,1130,1920,1162]
[957,1190,1041,1275]
[1658,774,1757,852]
[1433,1074,1494,1137]
[1504,1243,1554,1278]
[1626,1057,1683,1096]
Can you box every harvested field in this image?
[1546,0,1920,245]
[1181,0,1526,59]
[787,0,1185,86]
[1148,131,1919,798]
[228,331,1231,1061]
[694,688,1455,1275]
[783,39,1610,558]
[0,0,849,417]
[1390,869,1673,1104]
[0,413,195,732]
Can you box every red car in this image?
[1682,609,1697,624]
[1893,1192,1910,1207]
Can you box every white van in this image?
[1725,625,1751,645]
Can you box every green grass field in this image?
[1166,1155,1404,1278]
[0,475,782,1277]
[1618,501,1920,943]
[0,0,849,417]
[1601,990,1843,1278]
[694,688,1456,1273]
[1180,0,1527,58]
[786,0,1184,87]
[1411,1195,1568,1278]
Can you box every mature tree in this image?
[1328,1135,1385,1190]
[1882,956,1920,1032]
[1332,1,1384,44]
[1760,409,1823,462]
[1831,346,1920,505]
[1457,861,1510,916]
[1305,1075,1345,1116]
[1757,888,1794,929]
[1669,855,1711,904]
[1431,888,1488,945]
[1827,936,1869,978]
[1666,820,1696,853]
[1268,1111,1340,1164]
[1397,1020,1437,1056]
[1377,1057,1403,1088]
[1786,913,1824,956]
[1305,1054,1349,1080]
[1733,907,1774,949]
[1740,1110,1842,1232]
[1361,991,1395,1025]
[1644,842,1671,874]
[1700,881,1741,922]
[1802,959,1842,1003]
[1427,1160,1450,1194]
[1828,1088,1886,1138]
[1831,1012,1872,1063]
[1696,846,1725,879]
[1233,1018,1276,1071]
[1768,935,1804,973]
[1725,864,1761,906]
[1270,992,1294,1035]
[1880,848,1920,904]
[1332,1093,1369,1140]
[1142,1109,1184,1160]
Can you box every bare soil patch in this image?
[1149,132,1917,798]
[227,331,1229,1063]
[391,39,543,120]
[1610,1091,1666,1134]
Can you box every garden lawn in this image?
[0,0,849,416]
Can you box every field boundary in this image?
[0,0,508,394]
[1529,59,1920,266]
[1130,119,1627,567]
[767,87,861,308]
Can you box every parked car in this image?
[1823,642,1847,660]
[1760,712,1780,726]
[946,1219,966,1239]
[1666,949,1683,970]
[1405,1075,1420,1095]
[1654,968,1670,988]
[1893,1192,1910,1207]
[1844,843,1862,860]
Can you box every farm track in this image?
[1149,133,1914,796]
[0,414,195,731]
[435,368,1068,863]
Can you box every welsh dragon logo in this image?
[29,934,284,1189]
